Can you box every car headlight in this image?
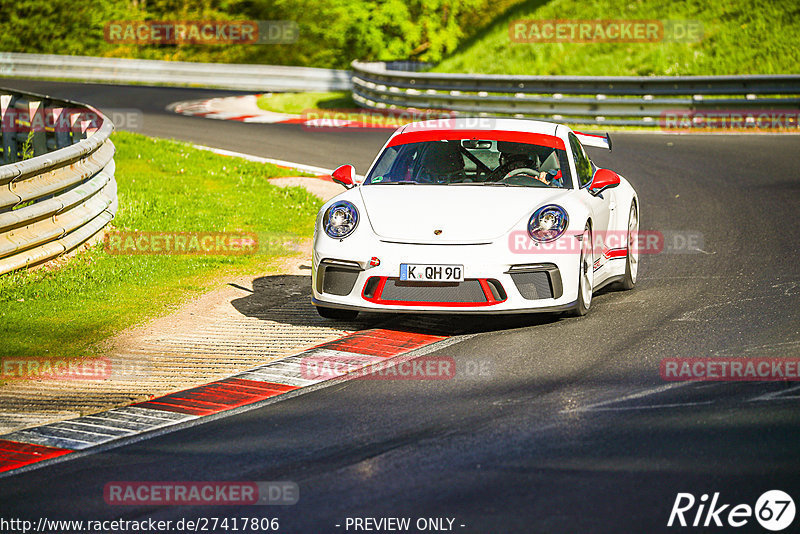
[528,204,568,242]
[323,201,359,239]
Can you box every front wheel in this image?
[315,306,359,321]
[568,224,593,317]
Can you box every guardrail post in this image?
[1,94,17,164]
[50,106,71,149]
[81,119,93,138]
[27,100,48,156]
[70,111,86,141]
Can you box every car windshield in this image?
[365,139,573,188]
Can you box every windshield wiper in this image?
[373,180,418,185]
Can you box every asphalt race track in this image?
[1,80,800,533]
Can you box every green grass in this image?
[255,92,455,128]
[256,92,356,115]
[433,0,800,76]
[0,131,321,359]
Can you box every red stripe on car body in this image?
[605,248,627,259]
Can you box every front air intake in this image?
[508,264,562,300]
[318,260,362,296]
[362,277,507,306]
[381,279,487,303]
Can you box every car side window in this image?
[568,133,593,188]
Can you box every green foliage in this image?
[434,0,800,75]
[0,0,116,56]
[0,0,521,68]
[20,131,35,160]
[256,92,354,114]
[3,0,795,73]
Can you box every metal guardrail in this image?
[351,61,800,126]
[0,88,117,275]
[3,53,798,125]
[0,52,352,92]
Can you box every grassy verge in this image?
[0,131,321,359]
[256,92,405,127]
[434,0,800,76]
[256,92,460,129]
[256,92,356,115]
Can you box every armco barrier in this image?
[0,52,351,92]
[0,88,117,275]
[351,61,800,126]
[6,53,797,126]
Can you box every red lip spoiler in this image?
[574,131,612,151]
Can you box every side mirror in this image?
[589,168,620,196]
[331,164,356,189]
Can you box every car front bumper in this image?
[312,233,585,314]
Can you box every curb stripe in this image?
[0,440,73,473]
[322,329,446,357]
[0,328,450,475]
[238,349,386,386]
[1,407,198,451]
[171,96,398,129]
[234,369,317,387]
[135,378,298,416]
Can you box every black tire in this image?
[568,224,593,317]
[315,306,359,321]
[618,201,638,291]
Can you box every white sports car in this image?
[312,118,638,320]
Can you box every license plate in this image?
[400,264,464,282]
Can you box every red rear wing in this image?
[574,131,612,151]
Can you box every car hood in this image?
[358,185,573,244]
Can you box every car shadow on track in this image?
[230,274,567,337]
